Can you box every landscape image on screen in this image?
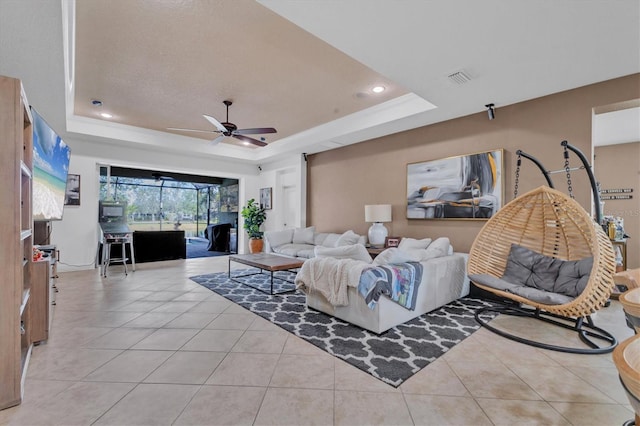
[32,108,71,221]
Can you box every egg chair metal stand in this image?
[468,141,617,354]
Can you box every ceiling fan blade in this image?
[151,172,175,181]
[233,134,267,147]
[167,127,220,134]
[233,127,277,135]
[210,135,225,146]
[203,114,227,133]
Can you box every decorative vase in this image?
[249,238,264,253]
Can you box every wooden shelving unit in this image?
[0,75,34,410]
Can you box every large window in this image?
[99,167,237,238]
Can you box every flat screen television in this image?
[31,107,71,221]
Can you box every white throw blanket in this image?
[295,257,372,306]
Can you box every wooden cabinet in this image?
[0,75,34,410]
[30,260,51,343]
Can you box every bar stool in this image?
[101,236,131,277]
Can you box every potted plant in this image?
[241,198,267,253]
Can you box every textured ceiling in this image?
[74,0,406,149]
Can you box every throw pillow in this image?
[314,244,373,263]
[335,230,360,247]
[293,226,315,244]
[501,244,561,292]
[314,233,329,246]
[264,229,294,249]
[372,248,423,265]
[421,237,451,261]
[321,234,340,247]
[554,257,593,297]
[398,237,432,251]
[501,244,535,287]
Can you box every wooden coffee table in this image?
[228,253,305,295]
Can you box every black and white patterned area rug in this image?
[190,269,497,387]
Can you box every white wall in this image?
[52,137,305,271]
[250,155,307,235]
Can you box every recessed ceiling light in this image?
[372,85,385,93]
[100,112,113,118]
[243,141,250,146]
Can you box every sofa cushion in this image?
[372,247,422,265]
[321,233,341,247]
[314,233,329,246]
[398,237,432,251]
[336,230,360,247]
[555,257,593,297]
[264,229,294,249]
[293,226,315,244]
[296,248,316,259]
[314,244,373,263]
[422,237,451,261]
[273,243,314,258]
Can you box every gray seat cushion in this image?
[469,273,574,305]
[555,257,593,297]
[468,274,523,292]
[501,244,562,292]
[470,244,594,305]
[509,285,574,305]
[501,244,592,298]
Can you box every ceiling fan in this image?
[151,172,174,181]
[168,100,277,147]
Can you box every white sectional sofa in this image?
[295,236,470,334]
[264,226,366,259]
[305,253,470,334]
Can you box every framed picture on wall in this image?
[406,149,503,220]
[385,237,401,248]
[64,174,80,206]
[260,187,272,210]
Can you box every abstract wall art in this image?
[407,149,503,220]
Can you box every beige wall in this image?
[307,74,640,253]
[595,142,640,269]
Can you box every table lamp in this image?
[365,204,392,247]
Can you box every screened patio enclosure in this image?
[99,166,239,240]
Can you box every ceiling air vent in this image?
[447,71,471,85]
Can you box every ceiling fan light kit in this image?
[168,100,277,147]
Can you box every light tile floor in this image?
[0,257,635,425]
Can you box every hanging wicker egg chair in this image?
[468,185,617,353]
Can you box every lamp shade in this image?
[365,204,392,223]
